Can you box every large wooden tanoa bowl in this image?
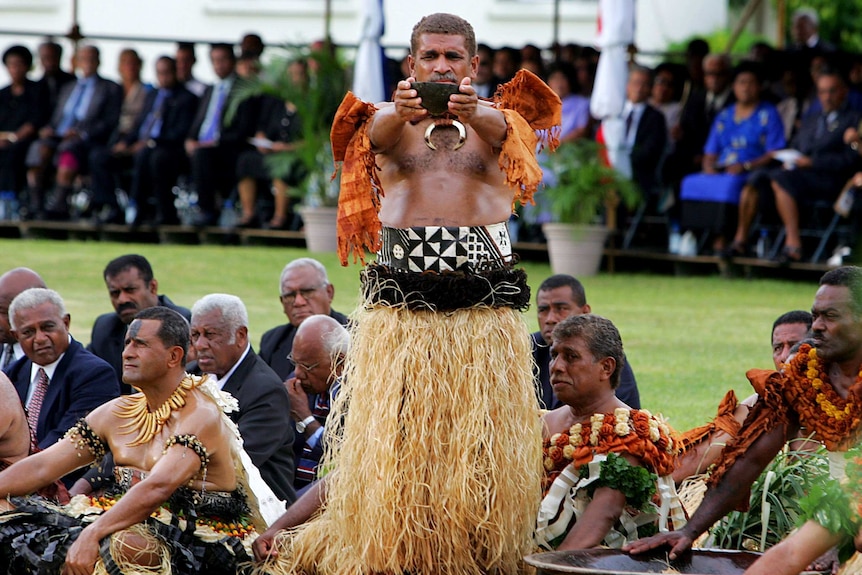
[524,549,770,575]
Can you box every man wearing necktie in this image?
[746,68,861,263]
[185,43,258,227]
[23,46,122,220]
[664,54,734,206]
[5,287,119,485]
[111,56,198,226]
[0,267,46,374]
[621,66,667,202]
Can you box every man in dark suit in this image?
[191,293,296,505]
[765,68,861,262]
[25,45,122,220]
[89,56,198,225]
[531,274,640,410]
[6,288,119,454]
[34,41,75,126]
[103,56,199,226]
[622,66,667,199]
[260,258,348,381]
[88,254,191,393]
[665,54,735,196]
[283,315,348,492]
[184,43,258,226]
[790,8,835,56]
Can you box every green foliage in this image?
[226,45,347,206]
[709,445,830,552]
[707,1,862,54]
[542,140,640,225]
[580,452,658,510]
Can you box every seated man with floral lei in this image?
[536,314,686,550]
[0,306,264,575]
[627,266,862,561]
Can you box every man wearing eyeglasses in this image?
[259,258,348,381]
[191,293,297,505]
[283,315,349,492]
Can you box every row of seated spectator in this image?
[456,11,862,262]
[3,16,862,258]
[0,34,306,230]
[0,256,640,503]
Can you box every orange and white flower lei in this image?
[537,408,684,549]
[543,408,677,490]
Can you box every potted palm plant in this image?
[540,139,640,276]
[227,44,346,251]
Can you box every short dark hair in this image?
[177,42,196,58]
[772,310,813,336]
[3,45,33,68]
[411,13,477,58]
[733,59,764,84]
[820,266,862,316]
[629,64,654,85]
[119,47,142,66]
[538,274,587,307]
[39,40,62,59]
[553,314,624,388]
[546,61,580,94]
[686,38,710,58]
[134,306,189,358]
[157,55,177,72]
[210,42,236,61]
[104,254,154,284]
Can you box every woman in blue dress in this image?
[680,61,786,253]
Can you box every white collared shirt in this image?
[212,343,251,391]
[26,352,65,407]
[622,101,646,149]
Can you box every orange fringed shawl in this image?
[706,358,862,508]
[676,390,744,454]
[329,69,562,265]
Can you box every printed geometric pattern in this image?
[378,223,512,272]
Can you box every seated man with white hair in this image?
[260,258,348,381]
[191,293,297,505]
[284,314,349,492]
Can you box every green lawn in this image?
[1,238,817,431]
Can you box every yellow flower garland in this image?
[785,344,862,450]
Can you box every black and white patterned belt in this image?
[377,222,513,273]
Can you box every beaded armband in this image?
[164,434,210,471]
[64,418,107,462]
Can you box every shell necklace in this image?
[115,375,198,446]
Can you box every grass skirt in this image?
[260,304,542,575]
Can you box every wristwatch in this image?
[743,161,753,172]
[295,415,316,433]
